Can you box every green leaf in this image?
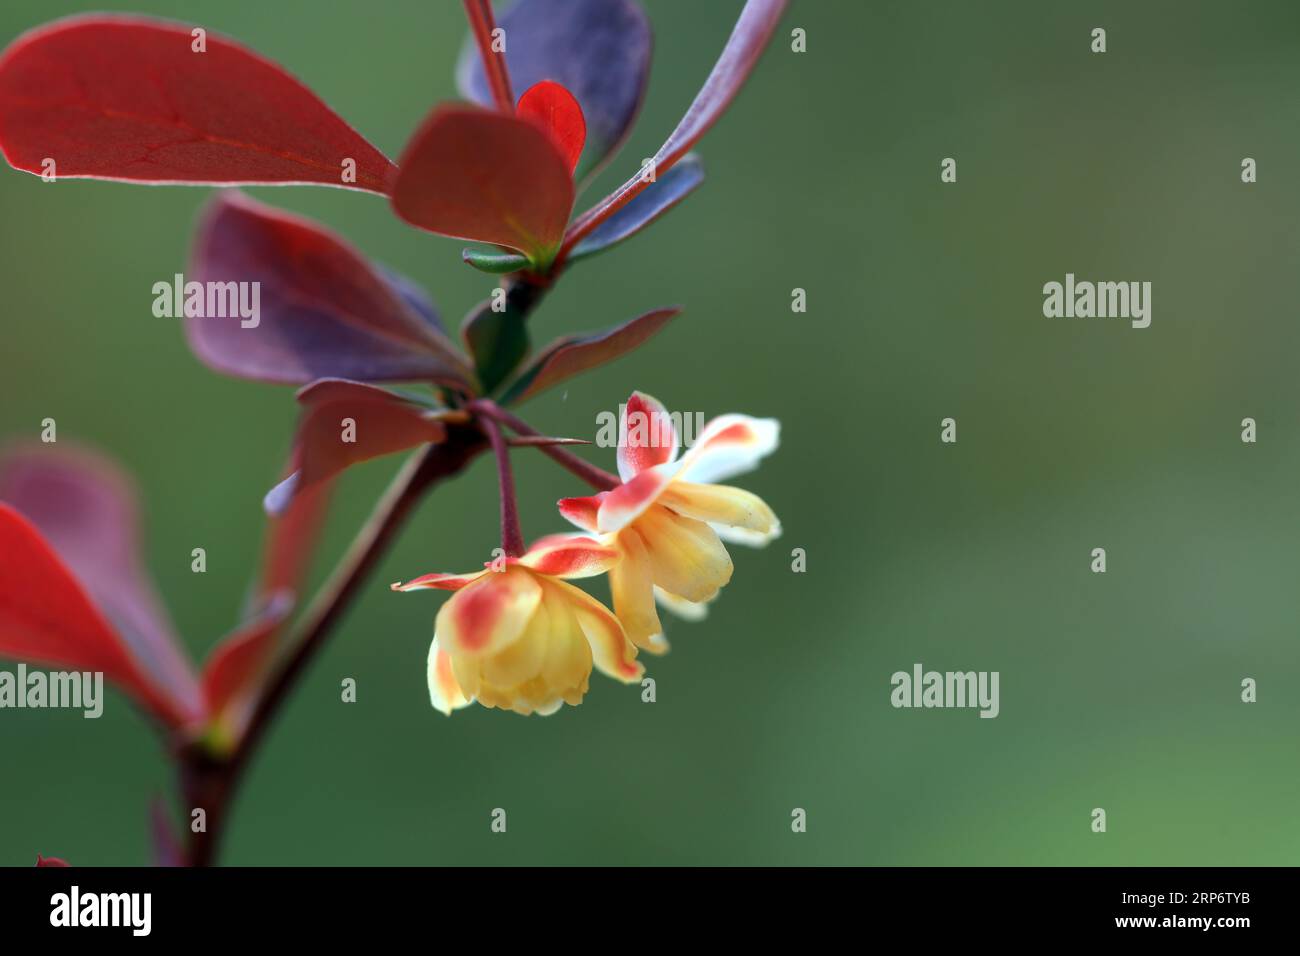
[461,287,543,394]
[463,248,531,275]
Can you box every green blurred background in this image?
[4,0,1300,865]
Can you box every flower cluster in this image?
[394,393,779,715]
[0,0,787,863]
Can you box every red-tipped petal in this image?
[596,467,674,533]
[0,15,395,191]
[392,570,486,592]
[618,391,679,481]
[676,413,780,484]
[517,534,618,579]
[390,104,574,264]
[517,80,586,175]
[557,494,603,533]
[0,505,194,728]
[437,570,543,656]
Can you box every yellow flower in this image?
[558,392,779,653]
[392,535,642,716]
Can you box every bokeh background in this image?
[4,0,1300,865]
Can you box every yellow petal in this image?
[435,567,542,657]
[538,583,594,699]
[609,529,666,653]
[660,481,780,544]
[654,585,709,623]
[450,652,481,702]
[636,506,733,603]
[479,600,550,689]
[551,578,643,683]
[459,583,597,716]
[427,637,472,715]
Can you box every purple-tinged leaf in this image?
[501,306,680,404]
[264,380,449,515]
[188,191,472,386]
[568,153,704,262]
[560,0,786,262]
[457,0,652,180]
[0,445,203,722]
[376,263,445,333]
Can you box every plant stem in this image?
[461,0,514,111]
[182,425,487,866]
[474,400,619,491]
[480,413,525,557]
[177,280,561,865]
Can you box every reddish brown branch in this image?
[462,0,515,111]
[474,400,619,491]
[480,414,525,557]
[181,426,488,866]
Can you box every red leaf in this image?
[0,504,195,729]
[560,0,786,260]
[36,855,70,867]
[200,592,293,730]
[517,80,586,175]
[501,307,681,403]
[0,444,202,720]
[456,0,651,181]
[257,465,331,602]
[390,104,574,264]
[265,380,449,515]
[0,15,395,191]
